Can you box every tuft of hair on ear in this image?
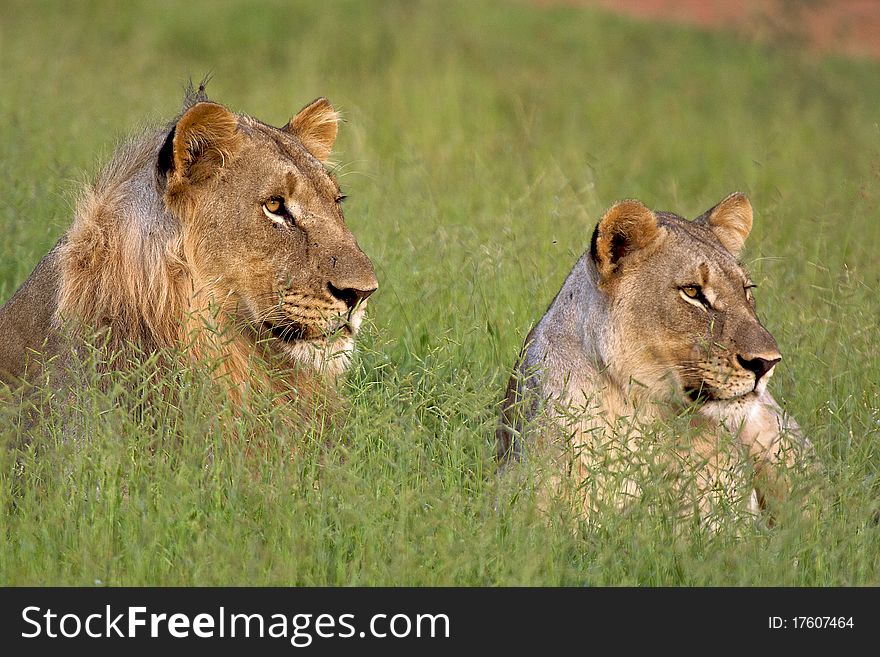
[283,97,339,163]
[167,102,241,191]
[592,199,659,279]
[697,192,753,257]
[181,74,213,112]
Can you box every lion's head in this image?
[51,92,376,388]
[157,97,377,374]
[590,192,780,405]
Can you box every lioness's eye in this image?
[682,286,700,298]
[264,198,283,215]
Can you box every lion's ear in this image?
[591,200,659,279]
[169,102,241,186]
[698,192,753,257]
[284,97,338,162]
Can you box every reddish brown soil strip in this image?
[537,0,880,60]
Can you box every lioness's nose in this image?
[328,282,377,309]
[737,354,781,383]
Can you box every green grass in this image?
[1,0,878,585]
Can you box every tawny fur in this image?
[56,139,189,354]
[498,194,816,526]
[286,98,340,163]
[1,89,377,425]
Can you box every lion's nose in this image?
[737,354,781,383]
[328,282,377,310]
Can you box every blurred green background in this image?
[0,0,878,584]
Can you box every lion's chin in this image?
[253,306,364,376]
[276,333,355,376]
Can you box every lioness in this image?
[497,193,814,524]
[0,85,377,418]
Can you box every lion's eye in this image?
[264,198,283,215]
[679,284,711,309]
[263,198,292,226]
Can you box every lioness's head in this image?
[159,97,377,374]
[590,192,780,404]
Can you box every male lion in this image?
[0,85,377,421]
[497,193,815,525]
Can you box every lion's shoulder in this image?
[0,242,64,385]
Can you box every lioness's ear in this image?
[283,97,338,162]
[698,192,753,257]
[591,200,659,279]
[170,102,240,186]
